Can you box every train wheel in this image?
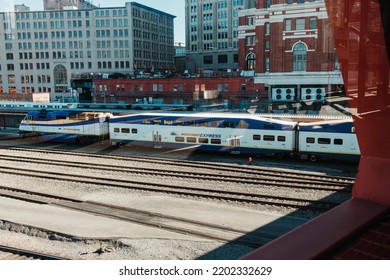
[309,155,317,162]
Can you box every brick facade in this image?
[237,0,344,113]
[91,77,265,111]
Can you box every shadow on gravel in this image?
[197,190,353,260]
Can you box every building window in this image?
[233,54,239,63]
[54,64,68,85]
[8,75,15,83]
[285,19,291,31]
[246,36,251,46]
[204,55,213,64]
[309,17,317,29]
[246,52,256,70]
[293,43,307,71]
[265,23,270,35]
[265,57,270,72]
[218,54,228,63]
[296,18,305,30]
[265,40,270,50]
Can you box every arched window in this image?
[293,43,307,71]
[54,65,67,85]
[246,52,256,70]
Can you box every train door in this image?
[83,114,94,136]
[229,135,241,153]
[28,114,37,133]
[152,131,162,148]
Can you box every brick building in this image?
[238,0,344,113]
[90,76,264,111]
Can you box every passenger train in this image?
[18,110,360,162]
[19,110,112,144]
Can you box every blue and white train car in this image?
[19,110,113,144]
[297,119,360,161]
[109,112,297,155]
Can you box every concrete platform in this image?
[0,195,307,242]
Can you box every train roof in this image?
[298,119,355,133]
[112,112,297,125]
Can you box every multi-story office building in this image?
[0,2,175,97]
[185,0,256,73]
[238,0,343,113]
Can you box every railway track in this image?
[0,186,272,248]
[0,245,67,260]
[0,153,352,192]
[0,165,343,211]
[0,145,355,184]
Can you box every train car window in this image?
[199,138,209,144]
[264,135,275,141]
[253,134,261,141]
[187,137,197,143]
[164,120,173,125]
[318,138,331,144]
[142,119,151,124]
[153,120,161,125]
[186,121,196,126]
[175,120,184,126]
[334,139,343,145]
[306,137,315,143]
[198,121,208,127]
[237,120,249,129]
[277,136,286,142]
[56,116,67,120]
[121,128,130,133]
[175,136,185,142]
[209,121,222,127]
[114,128,120,133]
[264,124,275,129]
[131,129,138,134]
[211,139,221,145]
[223,121,234,128]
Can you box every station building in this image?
[0,1,175,96]
[237,0,345,114]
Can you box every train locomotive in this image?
[19,110,113,144]
[18,110,360,161]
